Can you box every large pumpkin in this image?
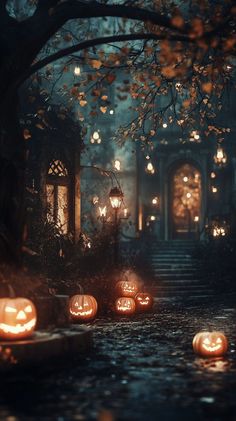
[69,295,98,321]
[192,331,228,358]
[135,293,153,312]
[115,280,139,298]
[115,297,136,315]
[0,298,37,340]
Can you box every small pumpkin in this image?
[192,331,228,358]
[69,294,98,321]
[0,298,37,340]
[115,297,136,315]
[115,280,139,298]
[135,293,153,312]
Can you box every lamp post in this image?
[109,186,123,265]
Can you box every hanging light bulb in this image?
[214,145,227,167]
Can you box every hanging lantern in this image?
[0,298,37,340]
[109,187,123,210]
[214,145,227,167]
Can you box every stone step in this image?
[152,279,204,285]
[150,258,196,263]
[151,288,214,297]
[152,267,196,273]
[153,273,197,279]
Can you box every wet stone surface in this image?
[0,299,236,421]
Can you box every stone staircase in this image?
[148,240,214,301]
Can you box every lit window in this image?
[74,66,81,76]
[46,160,69,234]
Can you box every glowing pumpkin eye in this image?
[145,297,149,300]
[203,338,211,345]
[75,302,79,307]
[216,338,222,344]
[25,305,32,313]
[5,306,17,313]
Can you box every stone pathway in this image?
[0,299,235,420]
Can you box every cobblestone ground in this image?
[0,298,236,421]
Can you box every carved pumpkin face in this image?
[69,295,98,321]
[0,298,37,340]
[115,281,139,298]
[193,331,228,358]
[115,297,136,315]
[135,293,153,312]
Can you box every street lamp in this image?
[109,186,124,265]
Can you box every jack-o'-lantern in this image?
[0,298,37,340]
[115,280,139,298]
[69,294,98,321]
[193,331,228,358]
[135,293,153,312]
[115,297,136,315]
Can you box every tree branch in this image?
[20,32,191,84]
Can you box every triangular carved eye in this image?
[5,306,17,313]
[25,305,32,313]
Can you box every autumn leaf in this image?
[100,106,107,114]
[79,100,87,107]
[202,82,213,94]
[90,59,102,69]
[23,129,31,140]
[183,99,191,108]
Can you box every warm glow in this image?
[92,196,99,205]
[74,66,81,76]
[109,187,123,209]
[186,192,192,199]
[213,226,226,237]
[194,216,199,222]
[211,172,216,179]
[123,208,128,218]
[91,130,101,144]
[150,215,156,221]
[214,146,227,166]
[152,197,159,205]
[183,176,188,183]
[162,123,167,128]
[99,206,107,218]
[114,159,121,171]
[146,162,155,174]
[110,109,114,115]
[212,186,218,193]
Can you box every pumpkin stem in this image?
[7,283,16,298]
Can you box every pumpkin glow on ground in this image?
[0,298,235,420]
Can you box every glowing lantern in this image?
[74,66,81,76]
[69,295,98,321]
[0,298,37,340]
[192,331,228,358]
[109,187,123,210]
[115,280,139,298]
[135,293,153,312]
[115,297,136,315]
[214,146,227,167]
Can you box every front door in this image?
[171,164,201,239]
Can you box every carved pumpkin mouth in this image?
[139,301,149,305]
[0,318,36,335]
[70,309,93,316]
[202,344,222,352]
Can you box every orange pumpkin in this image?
[135,293,153,312]
[115,280,139,298]
[115,297,136,315]
[0,298,37,340]
[192,331,228,358]
[69,295,98,321]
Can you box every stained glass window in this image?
[48,160,68,177]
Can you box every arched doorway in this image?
[170,163,201,239]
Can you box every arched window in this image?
[46,160,69,234]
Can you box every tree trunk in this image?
[0,93,26,265]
